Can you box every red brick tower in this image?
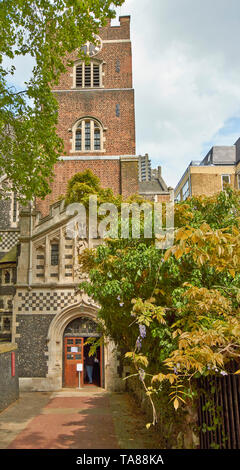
[37,16,138,216]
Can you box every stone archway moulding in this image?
[46,297,100,388]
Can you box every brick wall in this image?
[53,43,132,91]
[37,158,121,216]
[176,166,237,200]
[120,157,139,198]
[55,89,135,156]
[191,170,235,196]
[37,16,137,216]
[52,16,135,157]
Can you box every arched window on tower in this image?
[73,118,104,152]
[75,60,103,88]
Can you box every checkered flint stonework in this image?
[17,290,79,312]
[0,231,19,251]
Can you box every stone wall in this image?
[16,314,54,377]
[0,199,11,230]
[0,343,19,412]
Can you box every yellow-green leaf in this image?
[173,398,179,410]
[152,373,166,383]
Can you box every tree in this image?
[0,0,124,201]
[64,169,123,208]
[78,186,240,424]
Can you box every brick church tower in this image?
[37,16,138,216]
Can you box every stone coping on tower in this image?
[52,88,134,93]
[59,155,138,161]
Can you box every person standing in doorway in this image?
[85,354,94,384]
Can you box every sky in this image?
[5,0,240,188]
[113,0,240,187]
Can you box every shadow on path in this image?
[0,390,162,449]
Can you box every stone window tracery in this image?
[64,317,100,337]
[74,60,103,88]
[51,243,59,266]
[73,118,104,153]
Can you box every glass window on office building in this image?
[182,179,190,200]
[237,173,240,190]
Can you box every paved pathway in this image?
[0,387,161,449]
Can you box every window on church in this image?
[85,121,91,150]
[4,270,10,284]
[94,123,101,150]
[93,64,100,86]
[51,244,59,266]
[74,119,103,152]
[116,59,120,73]
[75,128,82,151]
[3,317,11,331]
[75,61,101,88]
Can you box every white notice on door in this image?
[71,347,78,353]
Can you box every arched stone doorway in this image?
[46,300,102,390]
[63,316,102,388]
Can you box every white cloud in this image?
[3,55,35,90]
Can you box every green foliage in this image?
[65,169,122,208]
[0,0,124,200]
[65,170,156,244]
[182,189,240,230]
[78,186,240,430]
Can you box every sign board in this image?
[71,347,78,352]
[77,363,83,372]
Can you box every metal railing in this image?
[198,362,240,449]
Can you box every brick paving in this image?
[0,388,161,450]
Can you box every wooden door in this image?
[64,337,84,387]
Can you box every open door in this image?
[64,337,84,387]
[83,339,101,387]
[64,336,103,388]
